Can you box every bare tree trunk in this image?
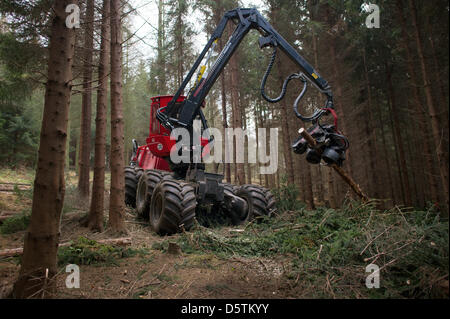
[12,0,77,298]
[78,0,95,199]
[324,4,352,181]
[157,0,166,94]
[395,0,438,204]
[276,60,295,186]
[109,0,127,234]
[220,69,231,183]
[243,110,252,184]
[376,93,396,205]
[310,24,324,206]
[386,63,412,206]
[255,103,263,186]
[408,0,449,211]
[304,165,315,209]
[425,15,449,134]
[176,0,184,90]
[84,0,110,232]
[362,49,382,201]
[229,38,245,185]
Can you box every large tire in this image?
[149,179,197,235]
[136,169,172,219]
[125,166,143,208]
[223,183,238,196]
[237,184,277,221]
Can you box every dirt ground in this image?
[0,169,303,299]
[0,209,303,299]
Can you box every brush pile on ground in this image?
[154,201,448,298]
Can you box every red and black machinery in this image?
[124,8,348,235]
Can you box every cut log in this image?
[0,248,24,258]
[299,128,369,202]
[0,183,31,192]
[0,211,23,223]
[0,237,132,258]
[330,164,370,202]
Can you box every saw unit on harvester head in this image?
[124,8,349,235]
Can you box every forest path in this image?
[1,208,299,299]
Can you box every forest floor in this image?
[0,168,448,299]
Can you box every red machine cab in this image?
[132,95,208,171]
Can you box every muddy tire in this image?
[136,169,172,219]
[223,183,238,196]
[149,179,197,235]
[237,184,277,221]
[125,166,143,208]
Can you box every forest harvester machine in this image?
[124,8,349,235]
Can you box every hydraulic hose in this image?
[260,47,302,103]
[260,47,328,124]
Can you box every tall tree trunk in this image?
[310,19,324,206]
[362,49,380,200]
[408,0,449,211]
[12,0,77,298]
[157,0,166,94]
[242,108,252,184]
[395,0,438,203]
[109,0,127,233]
[220,64,231,183]
[325,5,352,178]
[211,2,231,183]
[176,1,184,90]
[255,103,263,186]
[276,60,295,186]
[310,13,330,207]
[376,93,396,205]
[262,109,269,188]
[304,167,315,209]
[85,0,110,232]
[386,85,406,205]
[386,63,412,206]
[78,0,95,199]
[229,35,245,185]
[425,15,449,133]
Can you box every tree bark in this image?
[386,62,412,206]
[157,0,166,94]
[395,0,438,204]
[362,49,380,200]
[242,106,252,184]
[326,5,352,178]
[228,29,245,185]
[376,93,396,205]
[12,0,77,298]
[85,0,110,232]
[220,68,231,183]
[276,60,295,186]
[109,0,127,234]
[77,0,95,199]
[408,0,449,211]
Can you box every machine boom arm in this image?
[157,7,333,132]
